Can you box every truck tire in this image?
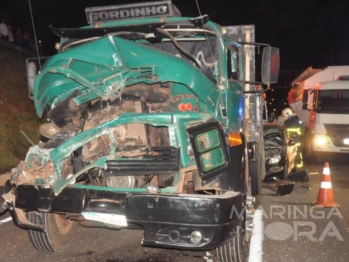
[217,226,247,262]
[250,159,261,196]
[302,133,322,163]
[302,137,318,163]
[28,212,78,253]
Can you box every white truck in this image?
[288,66,349,159]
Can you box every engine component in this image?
[106,176,135,188]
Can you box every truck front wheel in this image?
[248,142,264,196]
[249,160,261,196]
[27,212,78,253]
[302,135,319,162]
[217,226,248,262]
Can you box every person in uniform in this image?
[280,107,304,168]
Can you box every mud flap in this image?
[262,178,295,196]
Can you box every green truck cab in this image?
[1,2,279,261]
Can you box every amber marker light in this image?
[228,132,242,147]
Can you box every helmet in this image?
[281,108,293,119]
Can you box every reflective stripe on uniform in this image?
[286,128,302,135]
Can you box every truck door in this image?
[187,120,231,181]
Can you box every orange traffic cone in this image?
[314,162,339,208]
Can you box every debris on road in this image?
[0,216,12,224]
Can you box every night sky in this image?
[1,0,349,71]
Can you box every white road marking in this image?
[248,209,263,262]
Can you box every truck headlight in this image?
[268,155,281,165]
[314,135,329,146]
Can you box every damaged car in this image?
[264,123,298,180]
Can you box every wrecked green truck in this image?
[1,1,279,261]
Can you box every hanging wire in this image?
[28,0,42,69]
[195,0,228,125]
[195,0,219,85]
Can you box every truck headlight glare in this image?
[314,136,329,146]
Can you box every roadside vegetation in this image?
[0,46,43,173]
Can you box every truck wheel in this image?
[217,226,248,262]
[28,212,78,253]
[303,141,317,163]
[302,138,310,160]
[249,160,261,196]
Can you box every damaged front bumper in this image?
[4,182,244,250]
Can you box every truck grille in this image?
[325,124,349,147]
[104,146,180,175]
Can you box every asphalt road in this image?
[262,156,349,262]
[0,156,348,262]
[0,175,213,262]
[0,210,211,262]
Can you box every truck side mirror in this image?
[262,47,280,85]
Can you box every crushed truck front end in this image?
[1,2,280,260]
[5,112,245,250]
[2,2,249,255]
